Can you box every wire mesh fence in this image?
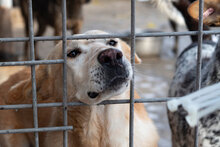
[0,0,219,147]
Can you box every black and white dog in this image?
[168,37,220,147]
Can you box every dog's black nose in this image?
[88,92,99,99]
[98,49,123,67]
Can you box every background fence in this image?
[0,0,220,147]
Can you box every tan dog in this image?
[0,30,158,147]
[188,0,220,26]
[0,66,24,85]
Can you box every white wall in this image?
[0,0,13,8]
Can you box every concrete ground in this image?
[2,0,197,146]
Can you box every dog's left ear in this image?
[120,40,142,64]
[188,0,220,26]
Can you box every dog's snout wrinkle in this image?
[98,49,123,67]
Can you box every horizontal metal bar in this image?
[137,30,220,37]
[0,97,173,110]
[0,30,220,42]
[68,98,171,106]
[67,33,129,40]
[0,126,73,134]
[0,59,64,66]
[35,36,62,41]
[0,36,61,42]
[0,34,129,42]
[134,98,170,103]
[203,30,220,35]
[0,37,29,42]
[136,31,197,37]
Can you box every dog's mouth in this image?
[108,76,128,87]
[87,76,129,99]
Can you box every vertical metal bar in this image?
[28,0,39,146]
[195,0,204,146]
[62,0,68,146]
[129,0,135,147]
[196,0,204,89]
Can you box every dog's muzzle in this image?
[87,48,130,99]
[98,48,129,86]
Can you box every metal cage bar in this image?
[0,30,220,42]
[0,97,173,110]
[0,59,64,66]
[61,0,68,146]
[0,126,73,134]
[194,0,205,146]
[129,0,136,147]
[28,0,39,146]
[0,0,216,146]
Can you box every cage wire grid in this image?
[0,0,219,147]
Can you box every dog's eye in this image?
[107,40,118,46]
[67,48,81,58]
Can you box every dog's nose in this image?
[98,49,123,67]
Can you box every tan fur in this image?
[188,0,220,26]
[0,66,25,85]
[0,31,158,147]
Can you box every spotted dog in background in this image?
[151,0,212,54]
[169,40,219,147]
[168,0,220,146]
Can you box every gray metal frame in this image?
[0,0,219,146]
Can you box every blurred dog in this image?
[0,6,17,61]
[168,1,220,146]
[188,0,220,26]
[0,30,158,147]
[19,0,90,60]
[152,0,211,54]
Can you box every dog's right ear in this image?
[188,0,220,26]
